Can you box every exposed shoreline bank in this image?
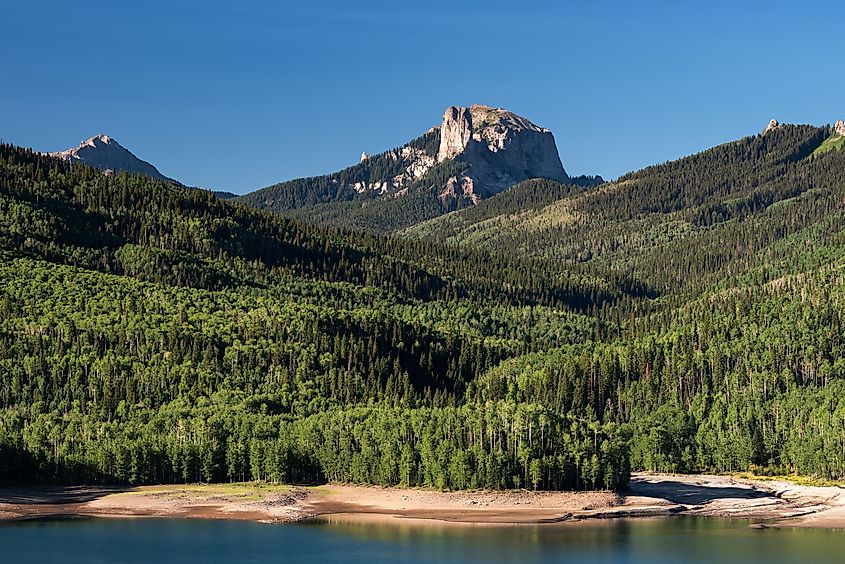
[2,473,844,528]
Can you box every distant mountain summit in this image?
[49,134,172,182]
[762,119,781,134]
[238,104,585,231]
[436,104,568,200]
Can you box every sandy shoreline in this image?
[1,473,844,528]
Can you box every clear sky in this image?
[2,1,844,194]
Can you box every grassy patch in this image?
[811,134,845,157]
[117,482,293,498]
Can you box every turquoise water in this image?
[1,516,844,563]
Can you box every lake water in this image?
[1,515,843,563]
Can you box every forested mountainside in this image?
[235,128,471,232]
[0,144,630,489]
[417,122,845,476]
[235,105,601,232]
[409,124,842,299]
[2,118,845,490]
[239,129,441,208]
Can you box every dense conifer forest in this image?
[2,122,845,489]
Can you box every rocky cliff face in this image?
[49,134,172,182]
[348,105,568,201]
[239,103,577,227]
[351,144,437,194]
[836,120,845,137]
[436,104,568,197]
[763,119,781,135]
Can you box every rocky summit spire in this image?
[762,119,780,135]
[239,102,580,223]
[835,120,845,137]
[435,104,568,197]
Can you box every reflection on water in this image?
[305,514,844,563]
[1,514,844,563]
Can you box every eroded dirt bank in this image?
[1,473,843,527]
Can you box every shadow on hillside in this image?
[626,477,771,505]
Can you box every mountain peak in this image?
[84,133,114,146]
[238,103,579,230]
[437,104,553,161]
[469,104,551,133]
[762,119,781,134]
[436,104,568,196]
[49,134,172,182]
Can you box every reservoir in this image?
[1,515,843,563]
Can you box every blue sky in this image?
[2,1,844,194]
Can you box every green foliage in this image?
[235,129,442,213]
[283,159,475,232]
[0,400,627,490]
[469,243,845,478]
[233,129,602,233]
[2,120,845,490]
[0,142,623,489]
[410,124,845,303]
[812,133,845,157]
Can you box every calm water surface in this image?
[1,515,844,563]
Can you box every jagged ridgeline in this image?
[236,104,602,231]
[0,142,631,489]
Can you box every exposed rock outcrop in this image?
[439,174,479,204]
[436,104,568,197]
[835,120,845,137]
[239,103,581,219]
[438,106,475,162]
[763,119,781,135]
[49,134,172,182]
